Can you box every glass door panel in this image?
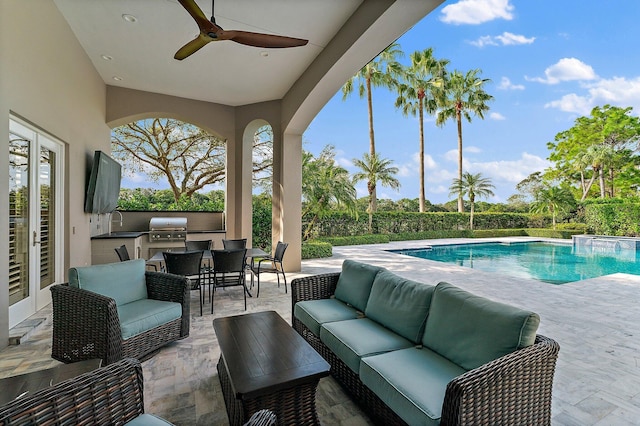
[39,146,56,290]
[8,135,30,306]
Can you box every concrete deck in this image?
[2,237,640,425]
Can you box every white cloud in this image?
[336,157,353,168]
[440,0,514,25]
[496,32,535,45]
[498,77,525,90]
[466,146,482,154]
[490,112,506,120]
[469,152,551,184]
[527,57,597,85]
[545,76,640,115]
[470,32,535,47]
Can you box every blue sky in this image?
[304,0,640,204]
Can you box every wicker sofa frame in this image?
[291,272,560,426]
[51,271,191,366]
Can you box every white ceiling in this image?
[53,0,363,107]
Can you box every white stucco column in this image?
[227,122,254,245]
[273,131,302,272]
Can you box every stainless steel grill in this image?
[149,217,187,242]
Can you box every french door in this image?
[9,118,64,328]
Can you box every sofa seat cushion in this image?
[360,347,466,426]
[365,270,434,343]
[124,414,174,425]
[334,260,385,312]
[294,299,360,336]
[320,318,414,373]
[117,299,182,340]
[69,259,148,306]
[423,282,540,371]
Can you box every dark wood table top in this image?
[0,359,102,405]
[213,310,330,400]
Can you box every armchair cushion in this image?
[294,299,360,336]
[334,260,385,312]
[69,259,147,306]
[125,414,175,425]
[365,270,434,343]
[117,299,183,340]
[422,282,540,371]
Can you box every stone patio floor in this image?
[2,237,640,425]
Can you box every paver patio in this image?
[1,237,640,425]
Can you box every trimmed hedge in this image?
[301,241,332,259]
[524,228,584,239]
[318,234,390,246]
[584,202,640,236]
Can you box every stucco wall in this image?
[0,0,109,348]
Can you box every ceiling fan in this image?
[174,0,309,60]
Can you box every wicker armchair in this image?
[0,358,151,425]
[51,270,190,366]
[0,358,277,426]
[291,272,560,426]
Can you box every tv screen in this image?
[84,151,122,214]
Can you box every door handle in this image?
[33,230,41,246]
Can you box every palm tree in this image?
[530,186,575,229]
[395,48,449,212]
[436,69,494,213]
[302,146,357,240]
[342,42,404,212]
[352,153,400,233]
[449,172,495,230]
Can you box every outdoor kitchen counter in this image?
[91,231,148,239]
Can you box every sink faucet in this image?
[110,210,123,231]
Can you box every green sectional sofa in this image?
[51,259,190,365]
[292,260,560,425]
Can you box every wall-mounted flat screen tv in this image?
[84,150,122,214]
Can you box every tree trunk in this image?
[599,168,605,198]
[456,106,464,213]
[581,171,597,201]
[469,196,475,230]
[418,94,425,213]
[366,75,377,212]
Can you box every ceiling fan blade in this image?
[177,0,217,33]
[221,30,308,48]
[174,34,211,60]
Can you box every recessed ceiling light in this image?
[112,76,123,81]
[260,51,269,57]
[122,14,138,23]
[101,54,113,61]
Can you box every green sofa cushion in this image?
[320,318,414,373]
[360,347,466,426]
[294,299,360,336]
[334,260,385,312]
[422,282,540,371]
[117,299,182,340]
[365,270,434,343]
[69,259,148,306]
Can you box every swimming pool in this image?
[389,241,640,284]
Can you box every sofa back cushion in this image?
[69,259,148,306]
[422,282,540,371]
[334,260,385,312]
[365,270,434,343]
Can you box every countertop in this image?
[92,230,225,239]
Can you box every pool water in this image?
[390,241,640,284]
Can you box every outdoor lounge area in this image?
[2,238,640,425]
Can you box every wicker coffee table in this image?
[213,310,330,425]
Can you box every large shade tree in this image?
[546,105,640,200]
[352,152,400,233]
[449,172,495,230]
[111,118,272,203]
[342,42,404,212]
[436,69,493,213]
[395,48,449,212]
